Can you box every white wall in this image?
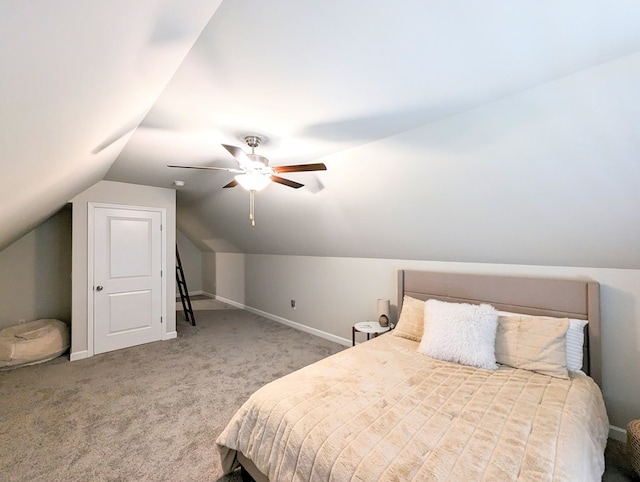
[70,181,176,358]
[179,52,640,270]
[0,0,223,253]
[219,254,640,431]
[202,252,216,295]
[176,230,202,295]
[0,207,71,329]
[215,253,245,305]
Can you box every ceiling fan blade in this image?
[222,144,253,166]
[271,175,304,189]
[272,162,327,173]
[167,164,243,173]
[222,179,238,189]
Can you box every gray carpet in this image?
[0,309,343,481]
[0,307,637,481]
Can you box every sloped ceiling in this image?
[3,1,639,268]
[0,0,223,250]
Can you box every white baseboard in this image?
[163,331,177,340]
[215,295,351,347]
[70,350,88,361]
[609,425,627,442]
[214,295,247,310]
[249,307,351,347]
[201,291,215,299]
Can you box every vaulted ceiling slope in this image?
[172,50,640,269]
[106,0,640,268]
[3,2,639,269]
[0,0,223,250]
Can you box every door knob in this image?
[96,285,103,291]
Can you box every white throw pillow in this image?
[418,299,498,370]
[497,311,587,371]
[565,319,587,371]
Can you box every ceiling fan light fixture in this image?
[234,172,271,191]
[167,134,327,226]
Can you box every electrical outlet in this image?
[18,319,26,324]
[291,299,296,309]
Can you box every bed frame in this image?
[237,270,602,482]
[398,270,601,386]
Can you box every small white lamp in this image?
[377,298,390,327]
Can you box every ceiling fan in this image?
[168,135,327,226]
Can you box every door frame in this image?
[87,202,168,358]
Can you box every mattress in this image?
[217,334,609,481]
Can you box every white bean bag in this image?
[0,319,69,369]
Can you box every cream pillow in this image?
[497,311,587,371]
[417,299,498,370]
[495,315,570,379]
[393,296,425,341]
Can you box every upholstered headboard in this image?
[397,270,602,386]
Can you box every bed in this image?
[216,270,609,481]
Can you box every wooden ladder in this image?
[176,246,195,326]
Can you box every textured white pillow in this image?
[418,299,499,370]
[497,311,587,371]
[566,319,587,371]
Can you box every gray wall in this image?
[0,207,72,329]
[214,253,244,305]
[70,181,176,358]
[218,253,640,434]
[202,252,216,295]
[179,51,640,270]
[176,230,203,295]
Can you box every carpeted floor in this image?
[0,307,343,481]
[0,306,637,481]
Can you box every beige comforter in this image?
[217,334,608,481]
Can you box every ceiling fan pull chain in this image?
[249,189,256,226]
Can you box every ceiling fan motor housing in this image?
[247,153,269,167]
[244,135,262,149]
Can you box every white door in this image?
[92,206,163,354]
